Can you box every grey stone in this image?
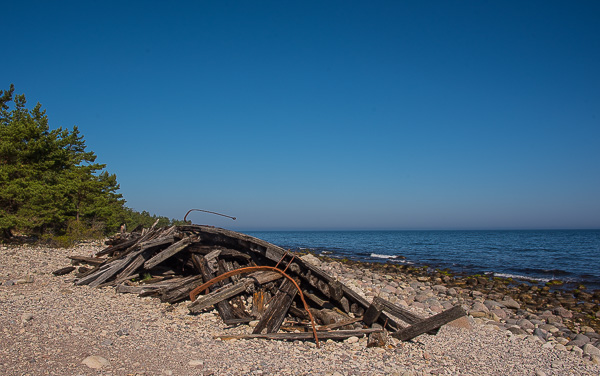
[483,300,505,310]
[553,306,573,319]
[471,302,489,313]
[533,328,550,341]
[566,339,588,348]
[574,333,591,343]
[583,343,600,356]
[502,297,520,310]
[432,285,447,294]
[507,326,527,335]
[517,318,535,330]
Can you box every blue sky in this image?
[3,1,599,230]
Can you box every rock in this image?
[591,354,600,365]
[572,346,584,357]
[249,320,259,328]
[20,313,34,324]
[469,311,487,318]
[553,306,573,319]
[554,343,567,351]
[502,297,520,310]
[432,285,447,294]
[574,333,591,343]
[81,355,110,369]
[541,342,554,349]
[534,328,550,341]
[535,371,547,376]
[517,318,535,330]
[471,302,489,313]
[546,315,563,325]
[117,328,129,336]
[484,300,505,310]
[583,343,600,357]
[300,254,321,266]
[346,336,359,344]
[446,288,457,296]
[188,360,204,367]
[447,316,474,330]
[566,339,588,348]
[507,327,527,336]
[581,326,595,334]
[490,308,508,320]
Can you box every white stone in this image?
[188,359,204,367]
[81,355,110,369]
[346,336,359,344]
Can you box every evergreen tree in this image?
[0,84,125,238]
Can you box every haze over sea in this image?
[245,230,600,291]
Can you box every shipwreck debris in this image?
[56,224,465,347]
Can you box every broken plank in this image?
[253,278,298,334]
[391,305,466,341]
[191,254,236,321]
[68,256,106,266]
[189,280,252,314]
[143,237,193,269]
[217,328,382,342]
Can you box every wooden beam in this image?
[217,328,382,342]
[391,305,466,341]
[144,237,193,269]
[252,278,297,334]
[189,280,251,314]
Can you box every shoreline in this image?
[313,253,600,334]
[1,242,600,375]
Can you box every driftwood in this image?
[60,224,466,347]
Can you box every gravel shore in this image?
[1,242,600,376]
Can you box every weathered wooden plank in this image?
[391,305,466,341]
[52,266,76,276]
[68,256,106,266]
[189,280,251,313]
[191,254,236,321]
[363,299,385,326]
[372,297,424,326]
[217,328,382,341]
[303,291,328,308]
[253,278,298,334]
[160,275,205,304]
[143,237,193,270]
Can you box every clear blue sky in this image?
[4,1,600,230]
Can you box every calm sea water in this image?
[244,230,600,291]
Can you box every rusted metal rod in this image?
[184,209,237,223]
[189,265,320,348]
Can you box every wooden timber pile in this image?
[55,225,466,346]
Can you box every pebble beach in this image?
[1,242,600,376]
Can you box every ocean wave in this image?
[493,272,551,283]
[370,253,400,259]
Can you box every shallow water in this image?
[244,230,600,290]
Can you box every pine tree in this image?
[0,84,125,238]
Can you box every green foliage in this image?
[0,85,185,241]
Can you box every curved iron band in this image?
[189,265,320,348]
[184,209,237,223]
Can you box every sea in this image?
[244,230,600,291]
